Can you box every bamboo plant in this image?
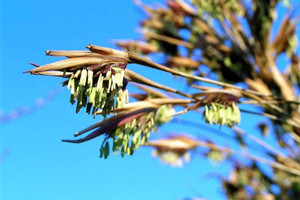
[26,0,300,199]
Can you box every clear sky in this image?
[0,1,298,200]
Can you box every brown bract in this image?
[25,44,131,75]
[46,50,103,58]
[26,57,108,74]
[86,44,130,62]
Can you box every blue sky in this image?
[0,0,299,200]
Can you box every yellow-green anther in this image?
[120,70,124,86]
[107,78,112,92]
[124,90,129,104]
[96,74,103,92]
[229,108,234,123]
[78,86,84,106]
[74,70,81,78]
[88,88,94,104]
[87,70,93,88]
[89,87,96,104]
[76,100,82,113]
[221,112,226,125]
[150,117,155,126]
[100,146,104,158]
[112,67,122,73]
[100,91,107,108]
[86,102,92,114]
[71,82,76,96]
[133,129,141,140]
[94,89,100,107]
[203,102,241,127]
[212,103,216,111]
[111,75,116,91]
[130,119,137,129]
[233,103,241,124]
[204,105,208,117]
[79,69,87,86]
[104,142,110,159]
[82,93,87,107]
[123,127,131,136]
[116,73,121,88]
[114,73,120,87]
[75,84,80,98]
[70,94,76,105]
[67,77,74,90]
[141,133,148,144]
[121,146,126,157]
[208,109,213,124]
[122,140,128,152]
[99,87,104,103]
[116,91,124,108]
[112,138,118,151]
[127,143,131,155]
[105,70,111,80]
[118,73,123,87]
[70,79,76,95]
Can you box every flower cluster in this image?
[99,104,174,158]
[100,113,154,158]
[193,87,241,127]
[67,66,128,116]
[204,102,240,127]
[26,45,130,116]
